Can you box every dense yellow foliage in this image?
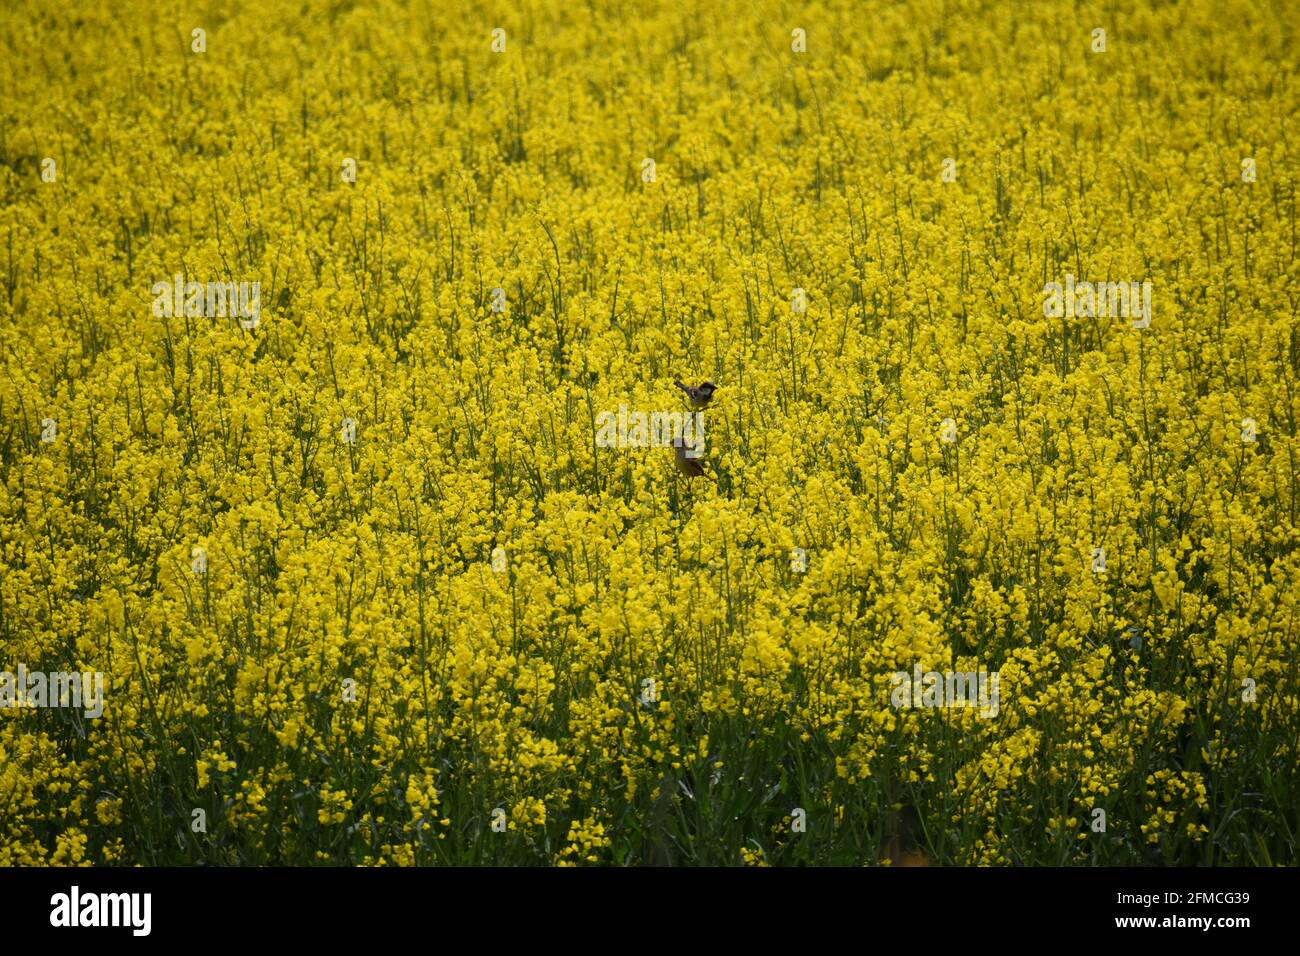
[0,0,1297,865]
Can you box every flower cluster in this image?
[0,0,1296,865]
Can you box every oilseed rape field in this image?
[1,0,1298,868]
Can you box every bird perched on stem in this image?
[672,439,710,478]
[674,380,718,410]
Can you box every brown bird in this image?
[674,380,718,410]
[672,439,708,478]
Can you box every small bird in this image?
[674,380,718,410]
[672,439,708,478]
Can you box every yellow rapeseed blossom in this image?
[0,0,1296,867]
